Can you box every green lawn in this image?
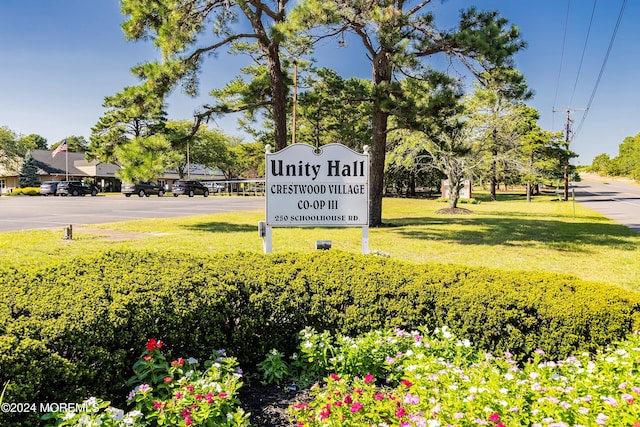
[1,193,638,290]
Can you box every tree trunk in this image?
[369,52,392,227]
[369,105,388,226]
[490,146,498,201]
[244,3,287,151]
[448,174,460,209]
[526,151,533,202]
[266,44,288,151]
[408,172,416,197]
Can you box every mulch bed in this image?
[436,207,473,214]
[239,383,311,427]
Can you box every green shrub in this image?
[0,249,639,426]
[435,197,480,204]
[10,187,40,196]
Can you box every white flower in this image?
[106,407,124,421]
[187,357,198,365]
[596,413,608,426]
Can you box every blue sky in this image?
[1,0,637,164]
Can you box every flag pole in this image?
[65,147,69,181]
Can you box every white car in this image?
[203,182,225,193]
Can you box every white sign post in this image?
[264,143,369,254]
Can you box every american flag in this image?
[52,140,68,158]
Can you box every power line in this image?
[552,0,572,131]
[569,0,597,106]
[574,0,627,139]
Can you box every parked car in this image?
[121,181,165,197]
[171,180,209,197]
[39,181,60,196]
[56,181,99,196]
[203,181,225,193]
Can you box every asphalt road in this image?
[573,175,640,233]
[2,179,638,233]
[0,194,265,232]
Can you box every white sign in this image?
[266,144,369,227]
[442,179,472,199]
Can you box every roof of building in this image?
[29,149,102,176]
[4,150,225,180]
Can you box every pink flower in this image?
[153,401,163,410]
[163,377,173,383]
[329,373,341,382]
[488,412,501,422]
[350,402,363,413]
[404,394,419,405]
[320,406,331,420]
[374,393,385,401]
[364,373,374,383]
[400,380,413,388]
[623,394,634,404]
[344,394,353,404]
[396,407,406,418]
[171,358,185,366]
[218,393,228,399]
[143,355,152,361]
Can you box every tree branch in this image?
[186,33,260,62]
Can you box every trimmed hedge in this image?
[1,250,639,426]
[9,187,40,196]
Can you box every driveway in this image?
[0,195,265,232]
[573,174,640,233]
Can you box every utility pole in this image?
[292,61,297,144]
[553,107,586,201]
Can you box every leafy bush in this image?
[42,339,249,427]
[10,187,40,196]
[289,327,640,427]
[0,250,639,425]
[435,197,480,204]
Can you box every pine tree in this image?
[18,152,39,188]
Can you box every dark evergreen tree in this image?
[18,152,39,187]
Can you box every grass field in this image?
[1,192,638,290]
